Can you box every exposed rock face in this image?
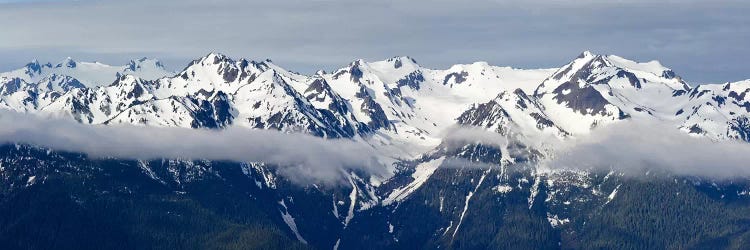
[1,52,750,249]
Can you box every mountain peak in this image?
[25,60,43,74]
[578,50,596,59]
[349,58,366,67]
[126,57,166,71]
[196,52,232,65]
[571,51,675,78]
[541,51,683,91]
[181,53,237,73]
[55,57,77,68]
[604,54,664,70]
[385,56,419,69]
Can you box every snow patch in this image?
[546,213,570,228]
[604,184,621,205]
[492,185,513,194]
[278,200,307,244]
[453,166,491,238]
[344,175,358,227]
[25,175,36,187]
[383,157,445,205]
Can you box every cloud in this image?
[438,121,750,179]
[440,125,509,149]
[0,0,748,83]
[1,110,748,185]
[0,111,388,184]
[546,120,750,178]
[440,157,498,170]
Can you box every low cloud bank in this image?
[440,125,509,149]
[434,122,750,179]
[0,112,386,184]
[1,111,749,184]
[547,120,750,178]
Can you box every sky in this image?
[0,0,748,84]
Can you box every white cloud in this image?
[0,111,388,184]
[547,120,750,178]
[438,121,750,179]
[0,110,748,185]
[440,125,509,149]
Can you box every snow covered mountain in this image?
[533,51,689,134]
[678,80,750,141]
[4,51,744,147]
[0,52,561,158]
[0,57,172,112]
[1,51,750,249]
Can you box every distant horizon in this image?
[1,1,750,249]
[2,0,749,84]
[3,50,744,86]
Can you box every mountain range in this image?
[1,51,749,249]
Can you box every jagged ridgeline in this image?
[1,52,750,249]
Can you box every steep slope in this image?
[366,51,750,249]
[323,56,557,157]
[534,51,689,134]
[0,57,171,88]
[678,80,750,141]
[1,51,750,249]
[457,89,568,140]
[0,57,172,115]
[1,54,365,137]
[0,53,558,154]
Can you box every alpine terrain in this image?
[1,51,750,249]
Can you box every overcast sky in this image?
[0,0,748,84]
